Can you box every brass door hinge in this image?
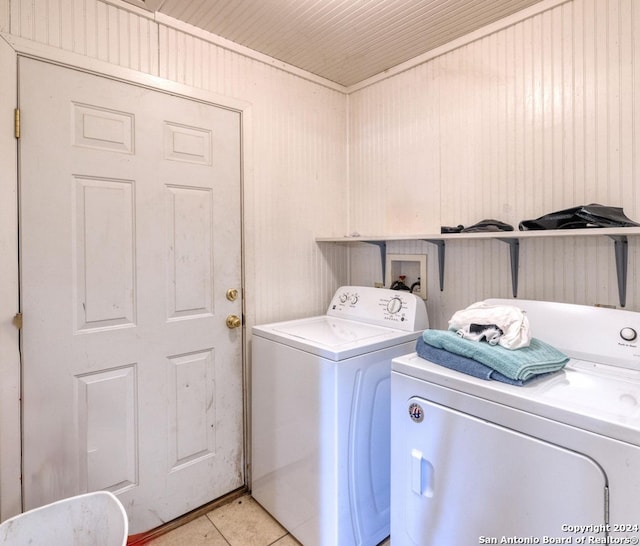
[14,109,20,139]
[13,313,22,330]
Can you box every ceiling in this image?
[126,0,545,87]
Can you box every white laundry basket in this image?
[0,491,128,546]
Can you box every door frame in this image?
[0,35,21,521]
[0,33,256,520]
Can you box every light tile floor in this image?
[147,495,301,546]
[147,494,391,546]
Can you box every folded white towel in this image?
[448,301,531,349]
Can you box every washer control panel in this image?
[327,286,429,332]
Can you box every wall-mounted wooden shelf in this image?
[316,227,640,307]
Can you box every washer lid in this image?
[392,353,640,446]
[253,316,420,360]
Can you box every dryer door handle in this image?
[411,449,434,497]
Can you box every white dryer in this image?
[251,286,429,546]
[391,299,640,546]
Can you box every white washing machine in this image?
[391,299,640,545]
[251,286,429,546]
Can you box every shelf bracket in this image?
[425,240,446,291]
[608,235,628,307]
[497,238,520,298]
[362,241,387,284]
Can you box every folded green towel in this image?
[422,330,569,381]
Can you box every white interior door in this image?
[19,57,244,534]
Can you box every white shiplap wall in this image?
[349,0,640,328]
[2,0,349,327]
[348,62,441,236]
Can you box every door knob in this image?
[226,315,241,329]
[226,288,239,301]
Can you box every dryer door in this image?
[392,397,607,546]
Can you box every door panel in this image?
[391,393,607,545]
[19,57,243,534]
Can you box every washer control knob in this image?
[387,297,403,314]
[350,294,359,305]
[620,327,638,342]
[339,293,348,303]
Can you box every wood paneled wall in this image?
[349,0,640,328]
